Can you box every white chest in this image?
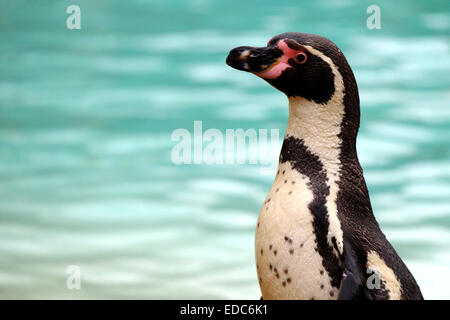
[255,161,340,300]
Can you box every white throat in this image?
[285,96,344,172]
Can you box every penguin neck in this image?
[284,96,357,174]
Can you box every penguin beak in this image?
[226,46,283,73]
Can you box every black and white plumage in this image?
[226,32,423,300]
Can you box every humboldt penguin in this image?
[226,32,423,300]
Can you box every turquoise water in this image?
[0,0,449,299]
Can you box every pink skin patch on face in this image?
[254,39,302,79]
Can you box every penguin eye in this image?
[295,52,307,64]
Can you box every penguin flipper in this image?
[338,271,373,300]
[338,237,374,300]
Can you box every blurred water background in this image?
[0,0,449,299]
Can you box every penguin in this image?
[226,32,423,300]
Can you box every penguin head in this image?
[226,32,350,104]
